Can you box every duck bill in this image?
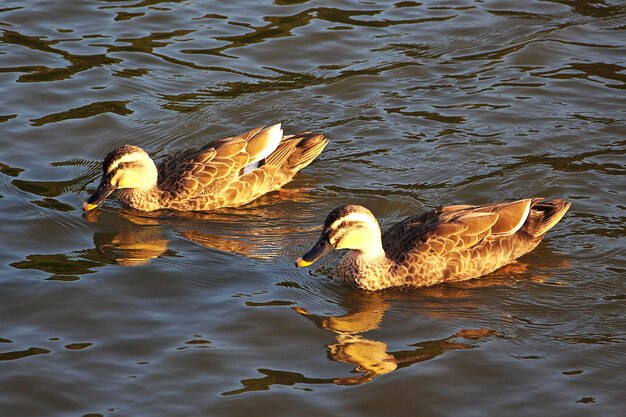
[296,238,333,268]
[83,178,115,211]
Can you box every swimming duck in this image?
[83,124,328,212]
[296,198,570,291]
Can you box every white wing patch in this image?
[242,161,260,174]
[243,123,283,174]
[506,199,531,235]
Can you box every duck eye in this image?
[117,162,126,169]
[340,221,347,228]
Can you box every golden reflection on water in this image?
[294,294,496,386]
[222,252,572,394]
[225,292,498,394]
[8,193,321,279]
[92,229,170,267]
[88,200,316,265]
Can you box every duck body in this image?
[84,124,328,212]
[297,198,570,291]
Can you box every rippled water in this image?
[1,0,625,415]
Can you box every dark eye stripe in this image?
[328,221,363,239]
[105,161,141,181]
[106,167,118,179]
[339,221,360,229]
[107,160,140,174]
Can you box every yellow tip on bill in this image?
[295,257,312,268]
[293,307,309,316]
[82,202,99,211]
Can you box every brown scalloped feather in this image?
[198,149,216,164]
[435,222,465,237]
[265,140,297,168]
[490,199,531,235]
[527,198,571,237]
[215,138,247,158]
[440,204,474,212]
[209,160,233,179]
[457,212,499,235]
[290,134,327,169]
[239,126,264,141]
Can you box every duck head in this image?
[296,205,384,267]
[83,145,158,211]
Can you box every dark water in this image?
[1,0,625,415]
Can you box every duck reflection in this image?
[88,185,318,262]
[294,293,495,386]
[84,209,174,267]
[224,293,497,395]
[282,253,570,388]
[11,211,171,280]
[11,194,319,280]
[88,212,279,267]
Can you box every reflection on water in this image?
[9,199,319,279]
[91,226,172,268]
[293,298,496,386]
[0,29,122,84]
[226,293,497,394]
[0,346,50,361]
[10,210,175,279]
[11,252,103,281]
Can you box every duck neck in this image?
[119,185,164,211]
[350,225,390,270]
[118,159,164,210]
[358,238,387,261]
[339,237,396,291]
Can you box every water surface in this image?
[0,1,625,416]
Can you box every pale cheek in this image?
[114,173,130,188]
[337,232,368,250]
[335,236,353,250]
[119,176,134,188]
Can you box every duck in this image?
[82,123,328,212]
[296,198,570,291]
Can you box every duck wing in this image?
[214,128,328,208]
[382,207,499,261]
[383,198,570,281]
[156,124,328,210]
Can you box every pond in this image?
[0,1,624,416]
